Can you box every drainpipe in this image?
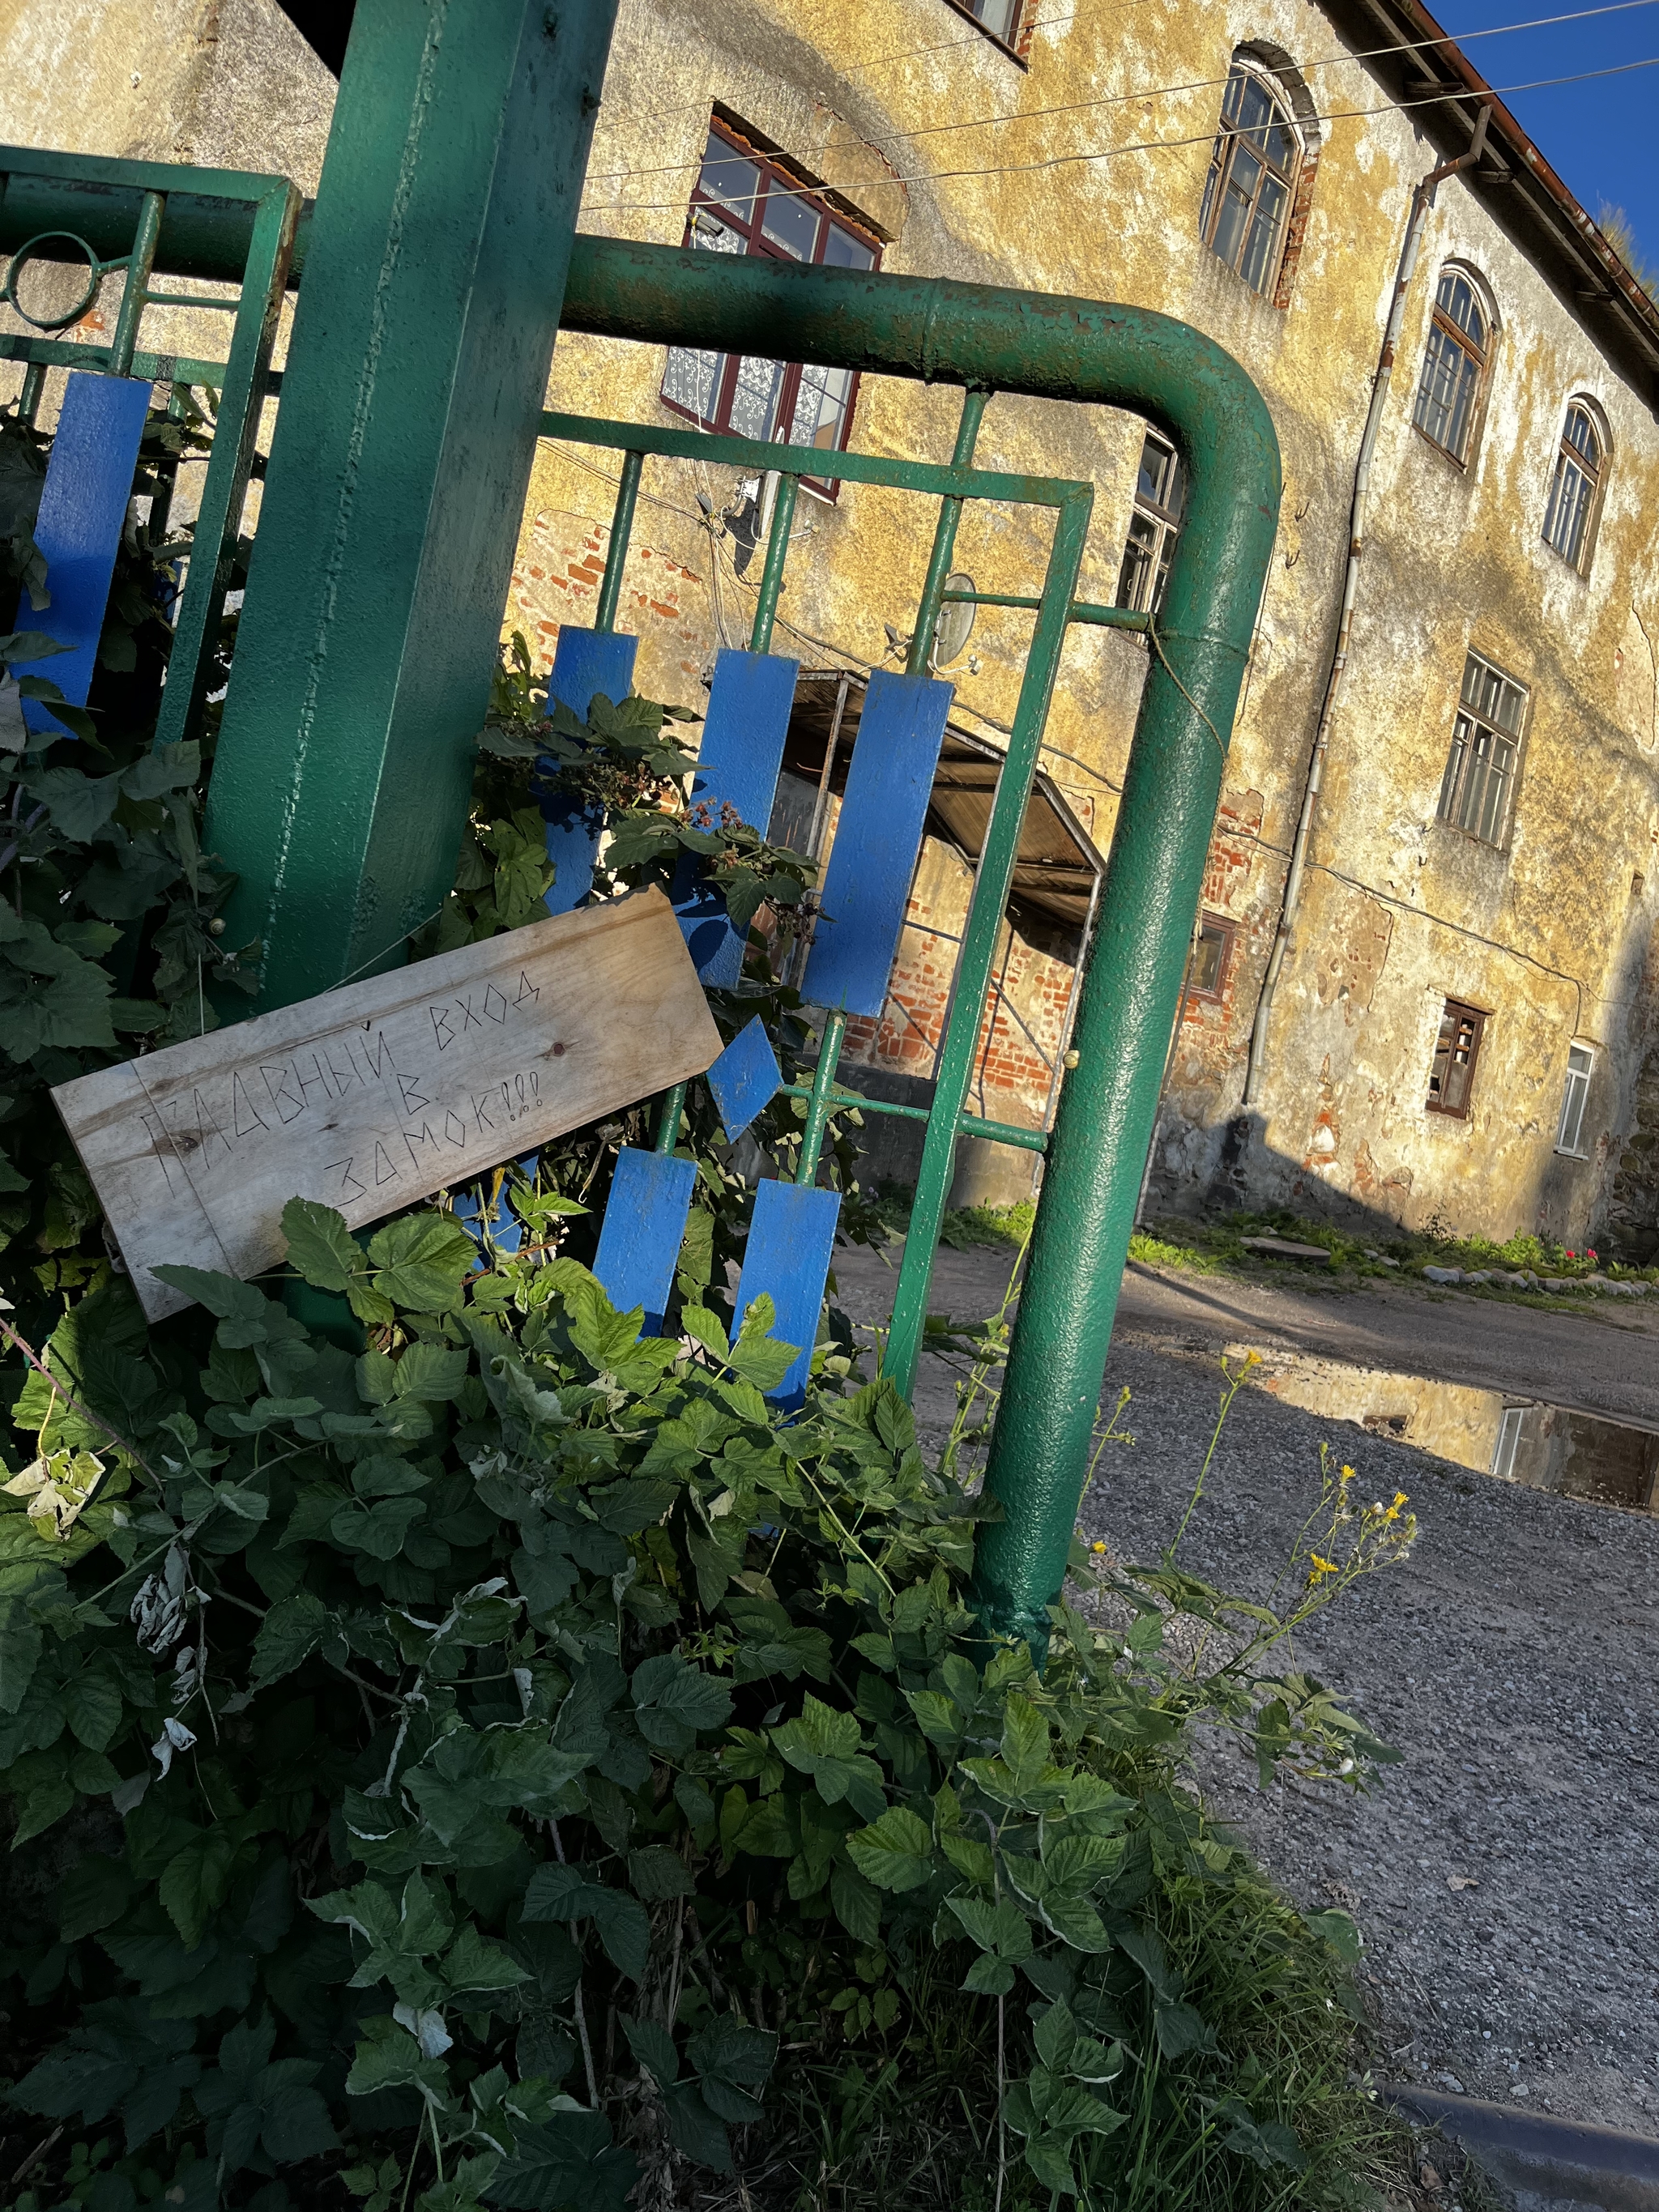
[1242,104,1492,1110]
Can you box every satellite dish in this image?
[932,571,977,669]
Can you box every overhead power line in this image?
[578,53,1659,216]
[581,0,1659,190]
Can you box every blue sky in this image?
[1439,1,1659,275]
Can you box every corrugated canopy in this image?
[777,672,1102,939]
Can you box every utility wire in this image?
[580,53,1659,214]
[582,0,1659,186]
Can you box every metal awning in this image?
[778,671,1102,940]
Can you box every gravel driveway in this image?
[833,1241,1659,2137]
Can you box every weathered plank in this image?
[52,887,719,1321]
[591,1148,697,1332]
[734,1180,841,1408]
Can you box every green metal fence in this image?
[2,145,1282,1652]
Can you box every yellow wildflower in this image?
[1090,1540,1107,1555]
[1338,1464,1355,1484]
[1310,1554,1338,1579]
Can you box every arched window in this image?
[1200,63,1301,296]
[1542,400,1607,573]
[1413,266,1492,465]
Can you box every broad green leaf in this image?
[630,1652,732,1752]
[158,1828,238,1949]
[1000,1694,1049,1789]
[0,1597,44,1715]
[521,1863,650,1983]
[622,2014,679,2085]
[489,2112,637,2212]
[847,1806,935,1893]
[250,1591,332,1685]
[686,2014,777,2124]
[279,1198,363,1292]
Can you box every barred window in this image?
[1555,1042,1594,1157]
[1438,651,1528,847]
[1115,430,1187,616]
[1542,400,1606,573]
[1413,267,1491,464]
[1427,998,1486,1118]
[1200,65,1300,296]
[661,121,879,492]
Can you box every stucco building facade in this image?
[5,0,1658,1247]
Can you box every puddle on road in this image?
[1227,1344,1659,1512]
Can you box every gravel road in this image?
[833,1240,1659,2137]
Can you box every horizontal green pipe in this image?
[0,147,297,281]
[940,588,1149,632]
[776,1081,1047,1155]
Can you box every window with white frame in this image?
[1555,1042,1594,1157]
[1491,1404,1526,1481]
[1115,429,1187,616]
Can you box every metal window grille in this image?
[1115,428,1187,615]
[1556,1041,1594,1156]
[1542,401,1603,571]
[1413,268,1489,463]
[1491,1404,1526,1481]
[1200,66,1300,296]
[1438,650,1527,846]
[1427,997,1486,1117]
[661,119,879,492]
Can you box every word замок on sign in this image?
[52,887,720,1320]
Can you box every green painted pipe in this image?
[558,241,1282,1647]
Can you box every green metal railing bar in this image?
[557,237,1282,1648]
[775,1081,1048,1157]
[749,474,799,655]
[0,336,246,388]
[908,389,987,676]
[594,450,642,634]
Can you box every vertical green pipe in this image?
[595,448,642,633]
[154,181,299,753]
[906,387,987,676]
[884,486,1093,1395]
[146,384,189,543]
[974,618,1259,1650]
[795,1010,847,1186]
[107,191,164,378]
[655,1080,688,1155]
[748,472,798,652]
[18,360,45,425]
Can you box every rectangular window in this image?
[1427,997,1486,1118]
[661,121,880,492]
[1115,429,1187,616]
[1185,913,1234,1004]
[1555,1042,1594,1157]
[1438,651,1527,847]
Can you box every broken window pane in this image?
[1438,651,1527,847]
[1427,998,1486,1117]
[1186,915,1234,1001]
[1556,1042,1594,1157]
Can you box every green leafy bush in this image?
[1,1218,1412,2212]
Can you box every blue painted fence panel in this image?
[542,627,639,915]
[734,1178,841,1408]
[16,372,152,739]
[802,669,953,1017]
[592,1148,697,1334]
[706,1016,783,1141]
[675,648,800,986]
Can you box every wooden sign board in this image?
[52,888,721,1322]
